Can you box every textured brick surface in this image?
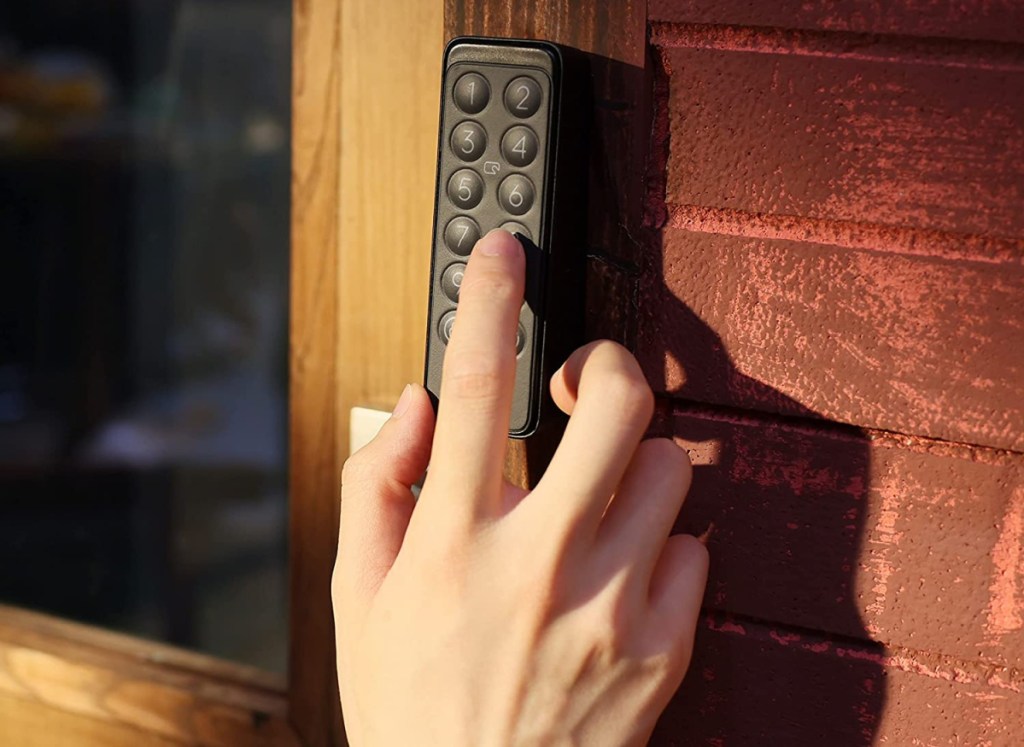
[637,229,1024,450]
[658,44,1024,240]
[649,0,1024,44]
[652,614,1024,746]
[636,4,1024,744]
[664,407,1024,670]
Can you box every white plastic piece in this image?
[349,406,392,457]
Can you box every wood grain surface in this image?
[0,694,177,747]
[337,0,443,436]
[0,606,294,747]
[289,0,347,743]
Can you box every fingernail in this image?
[392,384,412,418]
[477,229,521,256]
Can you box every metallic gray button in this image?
[500,222,531,241]
[453,72,489,114]
[444,216,480,256]
[501,126,538,167]
[439,310,457,344]
[451,120,487,162]
[441,262,466,303]
[447,169,484,209]
[516,323,526,354]
[504,76,541,118]
[497,174,535,216]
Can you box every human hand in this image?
[333,229,708,746]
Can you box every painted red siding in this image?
[643,2,1024,743]
[639,229,1024,450]
[649,0,1024,44]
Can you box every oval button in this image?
[441,263,466,303]
[451,121,487,162]
[447,169,484,209]
[497,174,535,216]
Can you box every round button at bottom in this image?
[439,311,457,344]
[501,222,532,241]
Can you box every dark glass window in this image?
[0,0,291,673]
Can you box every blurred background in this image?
[0,0,291,673]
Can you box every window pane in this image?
[0,0,291,673]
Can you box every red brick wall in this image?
[639,2,1024,742]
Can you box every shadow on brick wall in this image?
[577,48,887,744]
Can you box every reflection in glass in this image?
[0,0,291,672]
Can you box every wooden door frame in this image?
[0,0,645,743]
[0,0,442,745]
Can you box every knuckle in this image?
[341,451,376,488]
[590,599,634,661]
[604,365,654,418]
[459,271,520,303]
[645,437,691,472]
[443,354,505,403]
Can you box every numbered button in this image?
[500,221,531,241]
[501,126,538,167]
[504,76,541,118]
[438,310,457,344]
[444,216,480,256]
[441,262,466,302]
[453,72,489,114]
[447,169,484,209]
[451,121,486,162]
[498,174,535,215]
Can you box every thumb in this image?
[335,384,435,614]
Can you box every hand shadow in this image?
[556,43,886,743]
[640,242,886,745]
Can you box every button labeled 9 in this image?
[441,262,466,302]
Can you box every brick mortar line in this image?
[649,21,1024,72]
[662,203,1024,267]
[701,610,1023,691]
[657,395,1024,464]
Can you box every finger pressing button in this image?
[500,221,531,241]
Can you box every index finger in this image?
[428,229,525,515]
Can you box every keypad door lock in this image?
[423,36,589,438]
